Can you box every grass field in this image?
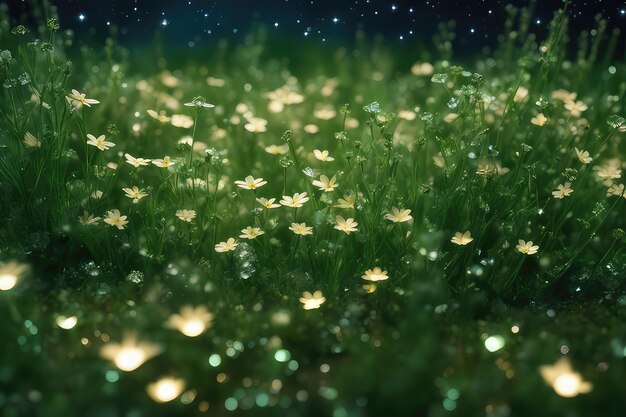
[0,2,625,416]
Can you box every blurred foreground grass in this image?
[0,1,625,416]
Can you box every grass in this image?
[0,1,625,416]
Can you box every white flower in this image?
[86,134,115,151]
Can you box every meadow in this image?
[0,2,625,416]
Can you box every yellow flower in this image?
[166,305,213,337]
[516,239,539,255]
[289,222,313,235]
[264,144,289,155]
[146,377,185,403]
[244,117,268,133]
[540,358,592,398]
[100,335,160,372]
[215,238,237,252]
[66,89,100,108]
[79,211,101,226]
[280,192,310,208]
[239,226,265,239]
[385,207,412,223]
[313,149,335,162]
[334,215,358,234]
[552,182,573,199]
[147,109,171,124]
[574,147,592,164]
[333,194,355,209]
[23,131,41,148]
[123,186,149,203]
[234,175,267,190]
[103,209,129,230]
[152,156,175,168]
[299,290,326,310]
[530,113,548,126]
[86,134,115,151]
[256,197,281,209]
[451,231,473,246]
[312,175,338,192]
[362,267,389,282]
[175,209,196,222]
[0,261,29,291]
[125,153,151,167]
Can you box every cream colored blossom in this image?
[385,207,412,223]
[451,231,473,246]
[313,149,335,162]
[166,305,213,337]
[289,222,313,235]
[175,210,196,222]
[264,144,289,155]
[256,197,281,209]
[564,100,588,117]
[152,156,175,168]
[516,239,539,255]
[104,209,129,230]
[87,134,115,151]
[333,194,355,209]
[362,267,389,282]
[552,183,573,199]
[280,192,310,208]
[607,183,625,198]
[235,175,267,190]
[239,226,264,239]
[312,175,338,192]
[334,215,358,234]
[531,113,548,126]
[67,89,100,108]
[575,148,592,164]
[79,211,101,226]
[23,131,41,148]
[123,186,148,204]
[244,117,268,133]
[299,291,326,310]
[215,238,237,253]
[125,153,151,167]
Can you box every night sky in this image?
[7,0,626,51]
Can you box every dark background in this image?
[5,0,626,55]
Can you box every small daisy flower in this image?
[289,222,313,235]
[552,183,573,199]
[66,89,100,108]
[334,194,356,209]
[234,175,267,190]
[122,186,148,203]
[79,211,101,226]
[362,267,389,282]
[23,132,41,148]
[264,144,289,155]
[256,197,281,209]
[607,183,625,198]
[531,113,548,126]
[312,175,338,192]
[244,117,268,133]
[103,209,128,230]
[299,291,326,310]
[575,148,592,164]
[516,239,539,255]
[86,134,115,151]
[176,209,196,222]
[385,207,412,223]
[334,215,358,234]
[451,231,473,246]
[596,165,622,181]
[564,100,588,117]
[215,238,238,253]
[313,149,335,162]
[125,153,151,167]
[239,226,265,239]
[280,192,310,208]
[186,178,207,188]
[152,156,175,168]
